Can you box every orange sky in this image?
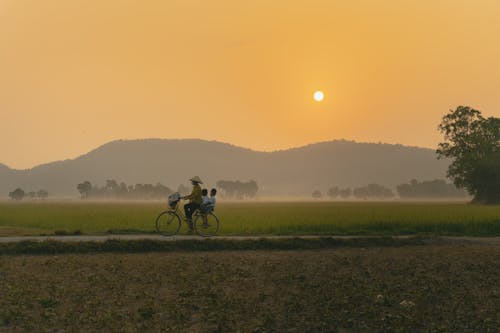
[1,0,500,169]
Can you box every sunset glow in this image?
[1,0,500,168]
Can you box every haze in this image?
[1,0,500,169]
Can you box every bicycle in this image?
[155,194,220,237]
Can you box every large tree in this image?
[9,188,25,201]
[77,181,92,199]
[437,106,500,204]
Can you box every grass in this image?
[1,245,499,332]
[0,237,428,255]
[0,201,500,236]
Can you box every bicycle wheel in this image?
[193,212,219,237]
[155,211,181,236]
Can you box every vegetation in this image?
[35,190,49,199]
[338,187,352,198]
[8,188,49,201]
[312,190,322,199]
[0,246,498,332]
[0,237,426,255]
[353,183,394,199]
[216,180,258,199]
[437,106,500,204]
[327,187,352,199]
[397,179,467,199]
[328,180,466,200]
[8,188,24,201]
[0,201,499,236]
[76,179,258,201]
[77,180,173,200]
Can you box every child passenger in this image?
[201,188,217,213]
[208,188,217,210]
[201,188,210,207]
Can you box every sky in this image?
[1,0,500,169]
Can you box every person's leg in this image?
[184,203,191,219]
[185,202,200,219]
[184,203,195,230]
[190,203,200,218]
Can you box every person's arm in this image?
[183,190,195,200]
[183,186,200,200]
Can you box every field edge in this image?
[0,236,477,255]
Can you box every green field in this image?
[1,201,500,236]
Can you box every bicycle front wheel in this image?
[194,212,220,237]
[155,211,181,236]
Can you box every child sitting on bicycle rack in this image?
[201,188,217,213]
[201,189,209,210]
[209,188,217,210]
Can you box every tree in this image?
[312,190,322,199]
[338,188,352,199]
[37,189,49,199]
[216,180,259,199]
[9,188,25,201]
[437,106,500,204]
[353,184,394,200]
[396,179,467,199]
[77,181,92,199]
[105,179,119,193]
[327,187,339,199]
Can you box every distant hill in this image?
[0,139,449,197]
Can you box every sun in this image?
[313,90,324,102]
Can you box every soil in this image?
[1,244,499,332]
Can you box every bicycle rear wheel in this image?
[193,212,219,237]
[155,211,181,236]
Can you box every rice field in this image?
[0,201,499,236]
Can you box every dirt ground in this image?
[1,245,499,332]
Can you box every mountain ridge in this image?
[0,138,448,197]
[3,138,435,171]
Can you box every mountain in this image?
[0,139,449,197]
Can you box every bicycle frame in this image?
[169,200,206,221]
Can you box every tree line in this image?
[313,179,467,200]
[76,179,260,200]
[215,180,258,199]
[317,184,394,200]
[77,180,174,199]
[396,179,467,199]
[8,188,49,201]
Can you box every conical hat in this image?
[189,176,203,184]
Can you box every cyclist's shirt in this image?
[185,184,202,205]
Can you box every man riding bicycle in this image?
[182,176,203,231]
[155,176,219,236]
